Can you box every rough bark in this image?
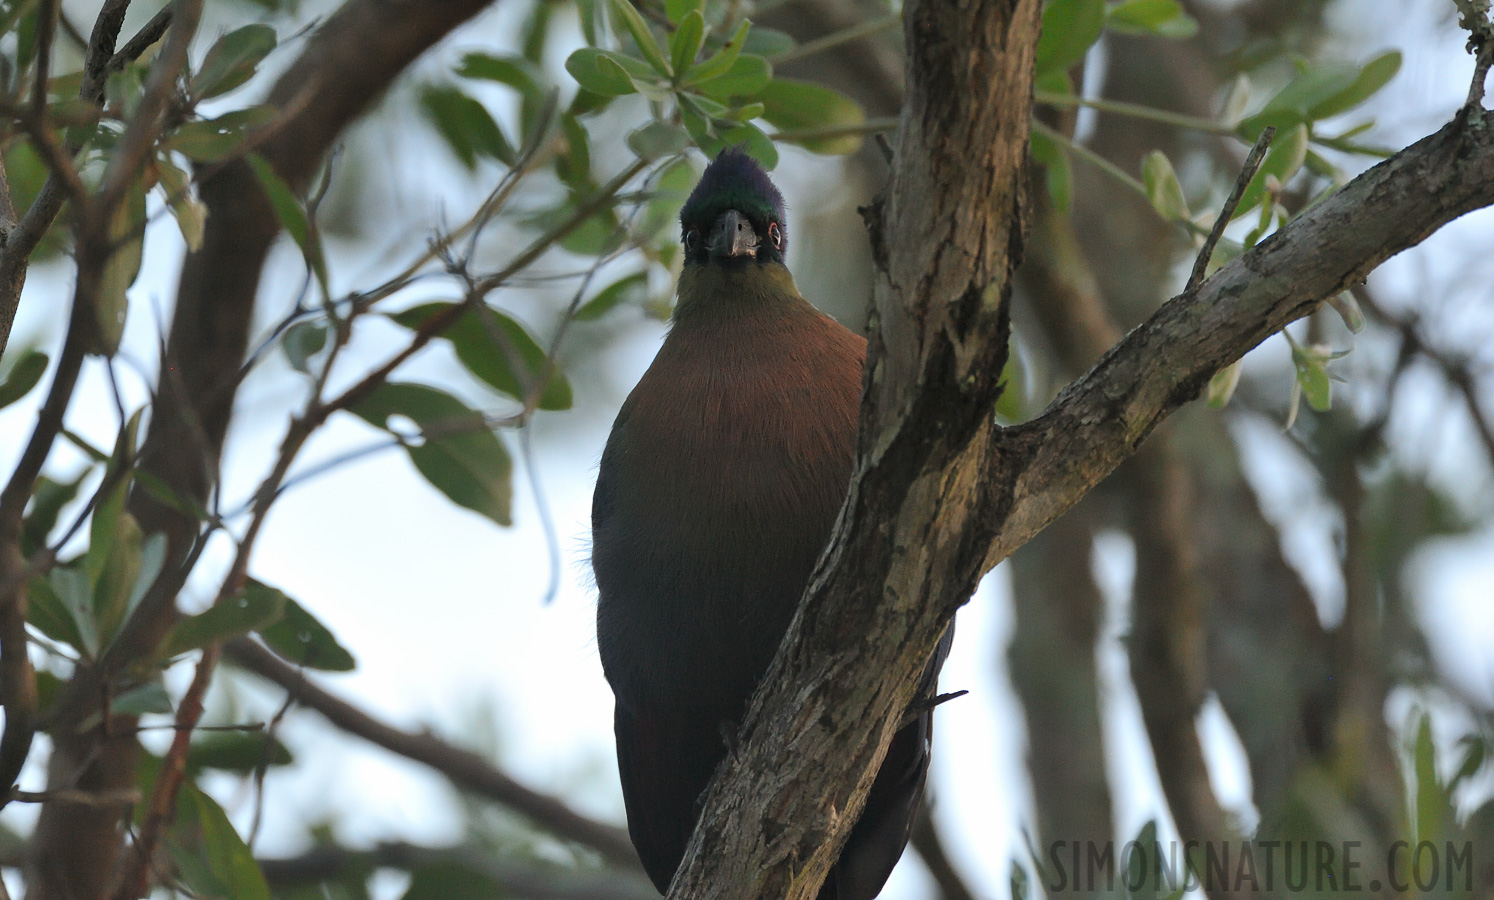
[666,0,1494,878]
[669,0,1042,894]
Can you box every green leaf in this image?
[1035,67,1074,97]
[457,53,549,140]
[640,157,696,241]
[28,573,87,651]
[257,590,356,672]
[161,583,288,659]
[187,732,292,774]
[1036,0,1105,75]
[95,179,146,355]
[247,154,330,300]
[155,154,205,251]
[993,343,1026,423]
[111,678,173,716]
[105,62,145,120]
[282,320,328,374]
[687,20,751,85]
[666,0,703,25]
[173,783,272,900]
[21,471,84,556]
[1207,360,1242,408]
[49,566,99,657]
[85,407,143,593]
[93,509,143,647]
[696,54,772,100]
[419,85,516,169]
[191,24,277,100]
[1219,73,1251,128]
[1010,860,1029,900]
[1452,735,1487,791]
[743,27,795,58]
[1414,712,1449,844]
[0,349,47,410]
[1238,63,1360,135]
[565,47,638,96]
[627,121,691,160]
[352,382,514,526]
[759,78,865,154]
[1327,293,1364,334]
[608,0,672,77]
[162,106,278,163]
[577,272,648,321]
[1141,150,1189,221]
[671,10,706,79]
[720,122,778,169]
[1290,343,1332,413]
[557,114,593,188]
[456,52,544,97]
[402,861,502,900]
[1106,0,1196,38]
[1233,123,1307,219]
[1029,129,1072,212]
[1308,51,1401,120]
[391,303,572,410]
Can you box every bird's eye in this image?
[768,222,783,250]
[684,229,701,253]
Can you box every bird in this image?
[592,147,950,899]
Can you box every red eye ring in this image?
[768,222,783,249]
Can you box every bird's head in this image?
[679,147,786,268]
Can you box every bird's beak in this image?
[707,209,759,259]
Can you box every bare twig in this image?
[108,6,173,75]
[10,786,140,807]
[93,0,201,218]
[116,645,220,900]
[770,13,900,65]
[1187,125,1274,292]
[1454,0,1494,109]
[30,0,60,118]
[1355,285,1494,464]
[910,803,977,900]
[259,840,657,900]
[223,637,641,867]
[0,307,89,804]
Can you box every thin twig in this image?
[1355,285,1494,464]
[247,688,296,849]
[1186,125,1275,292]
[107,6,173,75]
[1032,119,1213,240]
[223,637,641,866]
[1034,89,1233,136]
[1453,0,1494,109]
[0,305,89,804]
[771,13,900,65]
[10,786,140,806]
[773,116,898,145]
[30,0,60,118]
[116,644,220,900]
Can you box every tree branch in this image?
[258,840,657,900]
[668,0,1494,884]
[223,637,640,869]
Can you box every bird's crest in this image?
[680,147,787,244]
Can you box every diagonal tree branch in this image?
[667,0,1494,882]
[258,839,656,899]
[223,638,641,869]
